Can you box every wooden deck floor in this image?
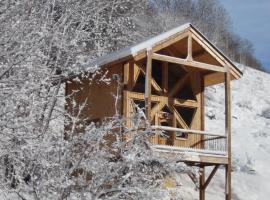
[154,145,228,165]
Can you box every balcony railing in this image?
[150,126,227,156]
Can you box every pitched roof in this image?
[84,23,190,71]
[82,23,242,78]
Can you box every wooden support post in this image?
[201,75,205,149]
[145,49,152,120]
[225,65,232,200]
[199,166,205,200]
[200,74,205,200]
[187,35,193,61]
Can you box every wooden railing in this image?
[150,126,227,155]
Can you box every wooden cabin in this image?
[65,23,242,200]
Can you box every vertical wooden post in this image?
[145,49,152,120]
[225,65,232,200]
[200,75,205,200]
[187,35,193,61]
[199,166,205,200]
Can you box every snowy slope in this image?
[181,65,270,200]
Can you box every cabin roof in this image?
[84,23,191,70]
[82,23,242,79]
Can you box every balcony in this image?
[149,126,228,164]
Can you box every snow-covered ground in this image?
[180,65,270,200]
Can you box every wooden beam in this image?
[188,172,198,188]
[130,62,140,90]
[170,106,189,129]
[132,31,190,62]
[152,31,190,54]
[190,28,242,80]
[127,91,198,108]
[151,126,226,137]
[203,165,219,190]
[152,53,225,72]
[187,35,193,61]
[199,167,205,200]
[145,50,153,119]
[139,65,162,94]
[154,146,229,164]
[123,62,130,89]
[165,48,188,71]
[127,91,160,102]
[225,65,232,200]
[150,101,165,120]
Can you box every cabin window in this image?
[175,106,196,127]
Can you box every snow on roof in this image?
[84,23,191,71]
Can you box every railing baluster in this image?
[150,126,227,155]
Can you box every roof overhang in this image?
[66,23,242,84]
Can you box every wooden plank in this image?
[145,50,153,119]
[152,53,225,72]
[151,125,226,137]
[155,147,229,164]
[204,72,224,87]
[224,66,232,200]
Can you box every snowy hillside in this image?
[180,65,270,200]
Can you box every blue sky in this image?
[219,0,270,71]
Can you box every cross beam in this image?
[152,53,225,73]
[202,165,220,190]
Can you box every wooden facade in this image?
[65,23,242,200]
